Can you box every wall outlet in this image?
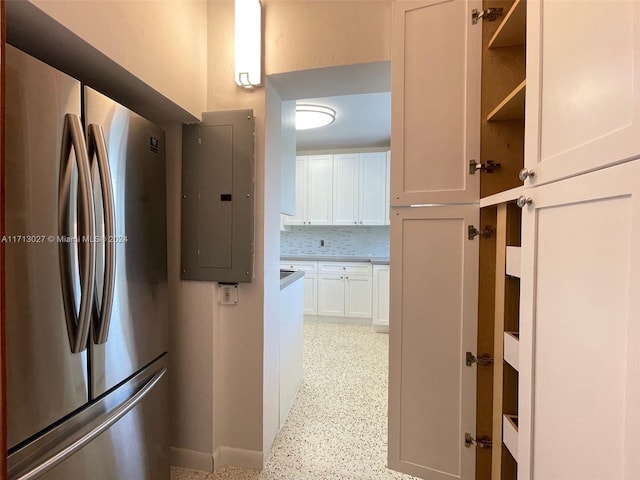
[320,240,325,247]
[218,283,239,305]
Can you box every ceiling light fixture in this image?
[295,105,336,130]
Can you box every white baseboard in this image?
[213,446,263,472]
[170,447,214,473]
[373,324,389,333]
[304,314,372,326]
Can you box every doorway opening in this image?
[267,63,414,479]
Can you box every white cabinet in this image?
[372,265,389,331]
[518,160,640,480]
[284,156,333,226]
[316,274,345,316]
[285,157,308,225]
[523,1,640,188]
[388,205,479,480]
[344,275,373,317]
[281,261,317,315]
[333,152,387,226]
[288,152,389,226]
[306,155,333,225]
[317,262,372,319]
[359,152,388,225]
[390,0,480,207]
[332,154,360,225]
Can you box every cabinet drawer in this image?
[318,262,372,275]
[280,261,318,274]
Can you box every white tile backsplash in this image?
[281,225,390,256]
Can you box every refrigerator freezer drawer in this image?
[8,355,169,480]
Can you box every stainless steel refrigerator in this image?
[5,45,169,480]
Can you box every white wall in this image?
[29,0,207,120]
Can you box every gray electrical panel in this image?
[181,110,255,282]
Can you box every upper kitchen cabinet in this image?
[332,154,360,225]
[359,152,389,225]
[284,155,333,226]
[333,152,388,226]
[391,0,481,205]
[285,156,309,225]
[523,1,640,187]
[287,152,389,226]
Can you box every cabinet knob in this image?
[516,195,533,208]
[519,168,535,181]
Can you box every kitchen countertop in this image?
[281,255,390,265]
[280,269,305,290]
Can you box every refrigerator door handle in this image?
[8,366,167,480]
[58,113,96,354]
[87,124,116,344]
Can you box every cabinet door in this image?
[344,275,372,318]
[284,157,307,225]
[518,160,640,480]
[333,154,360,225]
[391,0,481,205]
[317,274,345,316]
[306,155,333,225]
[359,152,388,225]
[388,205,479,479]
[524,1,640,186]
[372,265,390,327]
[303,274,318,315]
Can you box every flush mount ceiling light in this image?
[235,0,262,88]
[295,105,336,130]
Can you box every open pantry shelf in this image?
[504,331,519,371]
[488,0,526,49]
[503,414,519,461]
[487,80,526,122]
[506,246,521,278]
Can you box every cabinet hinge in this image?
[465,433,493,449]
[471,8,504,24]
[469,159,501,175]
[465,352,494,367]
[468,225,494,240]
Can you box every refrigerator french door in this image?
[5,45,169,480]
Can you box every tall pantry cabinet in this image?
[518,2,640,480]
[388,1,640,480]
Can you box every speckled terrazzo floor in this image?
[171,321,418,480]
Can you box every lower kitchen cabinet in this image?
[372,265,390,331]
[281,261,317,315]
[302,275,318,315]
[344,275,373,318]
[282,260,382,323]
[317,274,345,316]
[317,262,373,320]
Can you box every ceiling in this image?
[268,61,391,152]
[295,92,391,151]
